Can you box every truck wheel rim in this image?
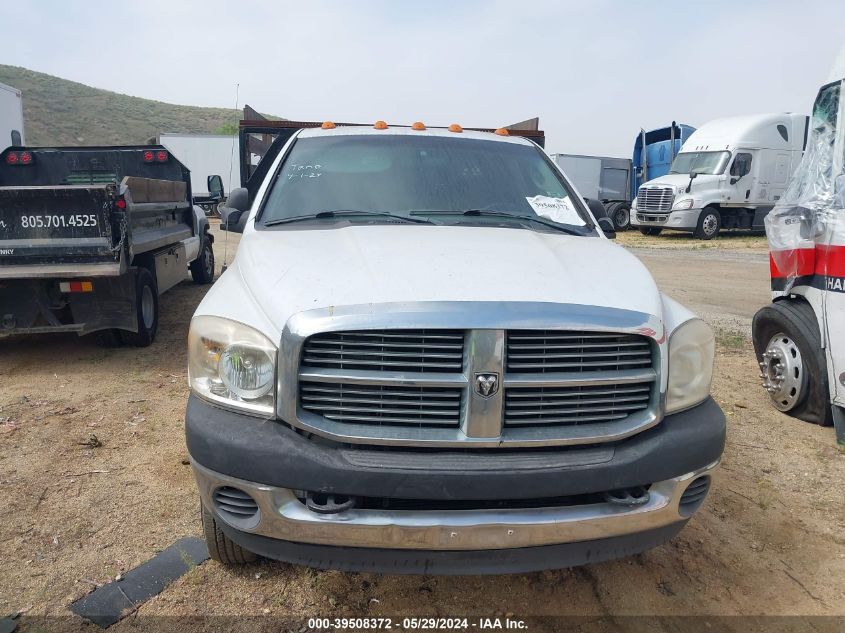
[615,208,629,228]
[141,285,155,329]
[702,214,718,236]
[759,333,803,411]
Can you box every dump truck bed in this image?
[0,146,195,278]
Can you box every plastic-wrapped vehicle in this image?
[753,45,845,440]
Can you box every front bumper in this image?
[631,208,701,231]
[186,395,724,571]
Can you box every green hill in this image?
[0,65,276,146]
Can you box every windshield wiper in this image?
[410,209,585,235]
[263,210,436,227]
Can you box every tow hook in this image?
[305,491,358,514]
[603,486,650,507]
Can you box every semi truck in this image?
[752,46,845,441]
[632,113,809,239]
[1,82,25,151]
[186,119,724,572]
[159,133,236,213]
[0,145,215,345]
[549,122,695,232]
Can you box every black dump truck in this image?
[0,145,215,346]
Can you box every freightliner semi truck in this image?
[185,120,725,572]
[632,114,809,239]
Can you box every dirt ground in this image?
[2,226,844,629]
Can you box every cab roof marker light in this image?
[321,121,337,129]
[411,122,426,131]
[448,124,463,133]
[495,128,510,136]
[374,120,389,130]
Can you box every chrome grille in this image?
[506,330,652,373]
[504,381,653,427]
[286,313,661,448]
[302,329,464,373]
[636,186,674,212]
[300,381,462,427]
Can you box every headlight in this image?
[188,315,276,416]
[666,318,715,413]
[673,197,695,210]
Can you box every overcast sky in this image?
[2,0,844,156]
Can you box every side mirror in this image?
[597,216,616,239]
[219,187,250,233]
[207,175,224,200]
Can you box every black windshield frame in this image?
[254,133,596,234]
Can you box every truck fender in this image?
[192,205,212,242]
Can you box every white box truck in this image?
[752,44,845,442]
[1,82,25,151]
[159,133,237,212]
[631,113,808,239]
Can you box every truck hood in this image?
[641,173,721,192]
[229,225,663,331]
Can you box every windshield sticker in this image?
[525,195,581,225]
[286,164,323,181]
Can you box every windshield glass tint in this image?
[260,134,590,229]
[669,151,731,175]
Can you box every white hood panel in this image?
[208,225,663,332]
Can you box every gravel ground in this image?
[1,227,843,630]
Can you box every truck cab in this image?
[632,114,808,239]
[753,47,845,440]
[186,121,726,573]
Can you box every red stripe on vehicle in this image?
[770,244,845,279]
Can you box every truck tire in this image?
[607,202,631,231]
[201,504,258,565]
[694,207,721,240]
[639,227,662,236]
[752,300,832,426]
[190,235,215,284]
[121,268,158,347]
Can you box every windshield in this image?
[259,134,592,232]
[669,151,731,175]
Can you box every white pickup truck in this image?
[185,122,725,573]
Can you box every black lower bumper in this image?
[185,395,725,501]
[217,520,687,575]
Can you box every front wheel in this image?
[191,236,215,284]
[639,227,662,236]
[694,208,721,240]
[752,301,832,426]
[121,268,158,347]
[201,504,258,566]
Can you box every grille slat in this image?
[300,381,462,428]
[503,381,653,428]
[302,329,464,373]
[506,330,652,374]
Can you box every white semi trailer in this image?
[1,82,25,151]
[159,133,237,212]
[753,45,845,443]
[632,113,808,239]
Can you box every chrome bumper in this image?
[193,459,718,551]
